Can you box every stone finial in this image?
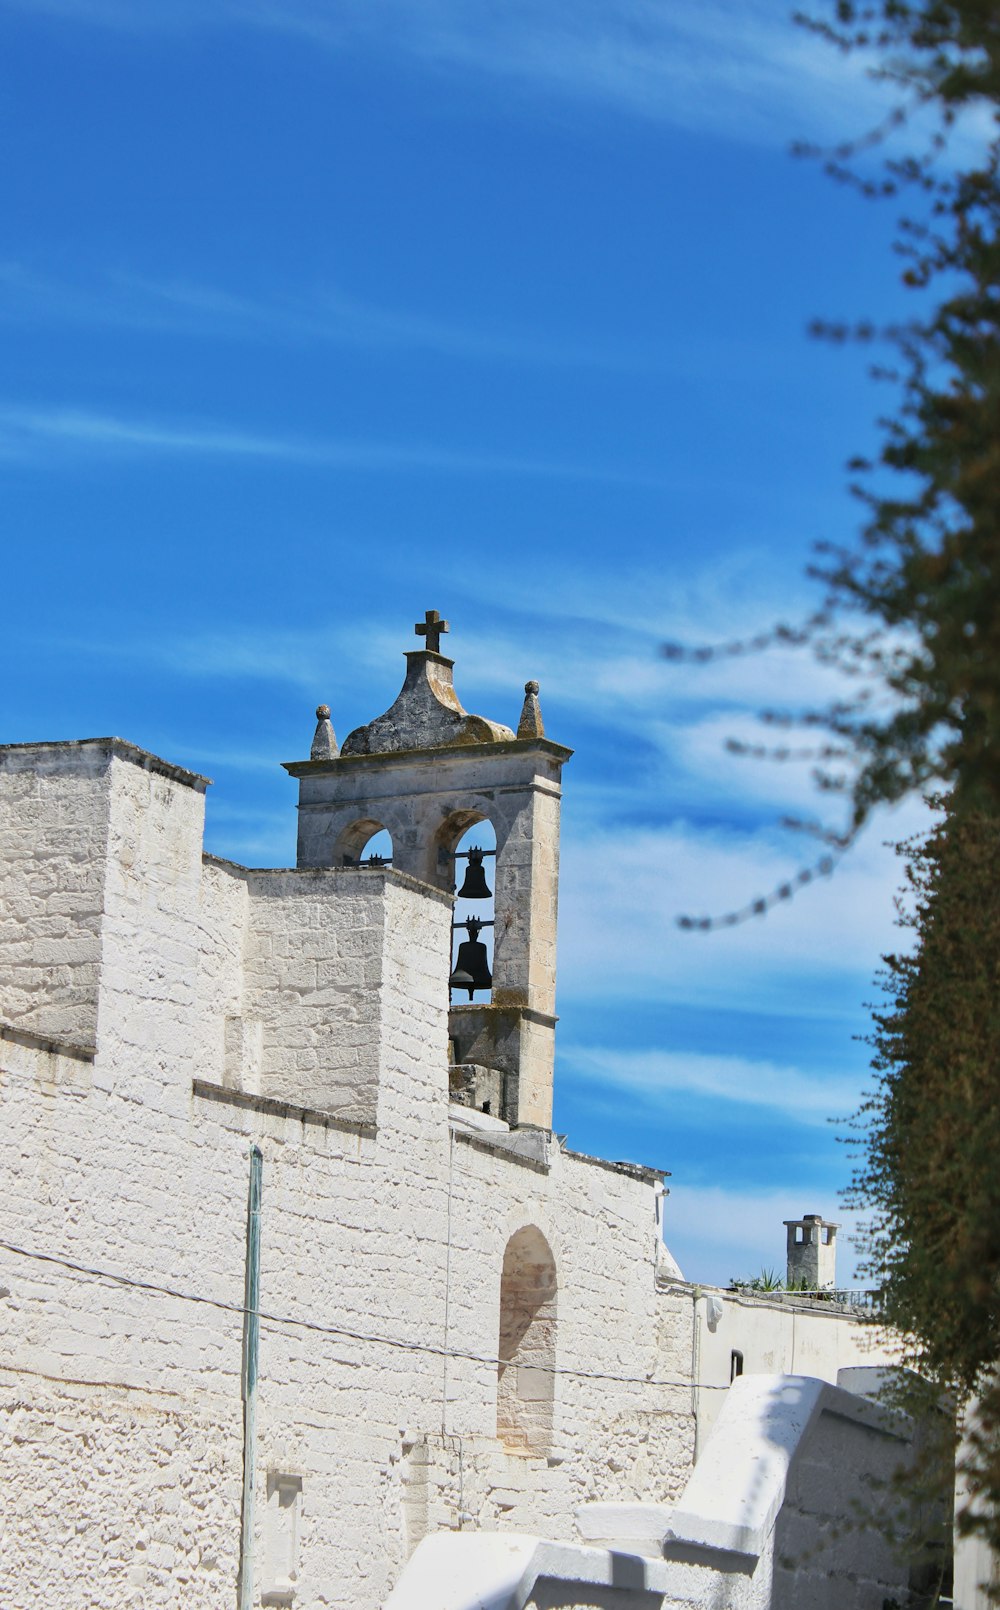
[310,704,339,761]
[517,680,545,739]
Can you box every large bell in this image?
[456,846,492,901]
[449,918,492,999]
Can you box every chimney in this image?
[783,1213,839,1291]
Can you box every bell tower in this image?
[283,611,572,1130]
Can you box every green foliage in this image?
[797,0,1000,1569]
[795,2,1000,834]
[852,815,1000,1390]
[667,3,1000,872]
[728,1269,859,1301]
[729,1267,785,1291]
[676,0,1000,1562]
[848,809,1000,1560]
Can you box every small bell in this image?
[449,918,492,999]
[456,846,492,900]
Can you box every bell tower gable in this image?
[339,611,515,757]
[283,612,572,1130]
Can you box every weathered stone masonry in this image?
[0,622,889,1610]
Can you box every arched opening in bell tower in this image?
[449,819,496,1001]
[334,819,393,868]
[445,816,502,1115]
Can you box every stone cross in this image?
[415,609,449,654]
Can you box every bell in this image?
[449,918,492,999]
[456,846,492,900]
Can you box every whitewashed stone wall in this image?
[0,738,900,1610]
[388,1378,920,1610]
[244,867,427,1122]
[655,1282,898,1456]
[0,741,682,1609]
[195,856,250,1089]
[0,1375,241,1610]
[770,1392,914,1605]
[0,739,197,1049]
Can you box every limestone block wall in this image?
[244,867,390,1122]
[95,751,209,1128]
[0,1008,247,1610]
[0,1042,691,1610]
[1,736,701,1610]
[194,862,455,1124]
[409,1138,695,1550]
[771,1393,916,1606]
[0,743,237,1576]
[0,867,452,1610]
[0,1376,241,1610]
[0,741,112,1048]
[237,876,457,1605]
[655,1281,901,1457]
[194,856,250,1089]
[386,1378,921,1610]
[0,739,210,1054]
[662,1373,918,1609]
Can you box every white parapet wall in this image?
[385,1373,922,1610]
[0,728,924,1608]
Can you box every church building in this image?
[0,612,927,1610]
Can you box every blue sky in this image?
[1,0,929,1284]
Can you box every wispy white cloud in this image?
[1,0,903,149]
[565,1044,860,1126]
[4,0,990,182]
[59,566,853,776]
[146,577,922,1020]
[0,262,665,373]
[557,796,927,1018]
[0,406,298,460]
[662,1184,872,1287]
[130,272,642,366]
[77,620,386,702]
[153,740,283,775]
[52,560,928,1029]
[458,616,846,729]
[0,404,657,484]
[449,585,871,822]
[669,709,847,815]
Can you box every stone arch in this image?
[449,817,496,1004]
[496,1225,557,1454]
[333,817,393,867]
[432,807,495,892]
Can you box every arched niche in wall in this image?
[496,1225,557,1454]
[333,818,393,868]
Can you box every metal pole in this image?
[237,1145,263,1610]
